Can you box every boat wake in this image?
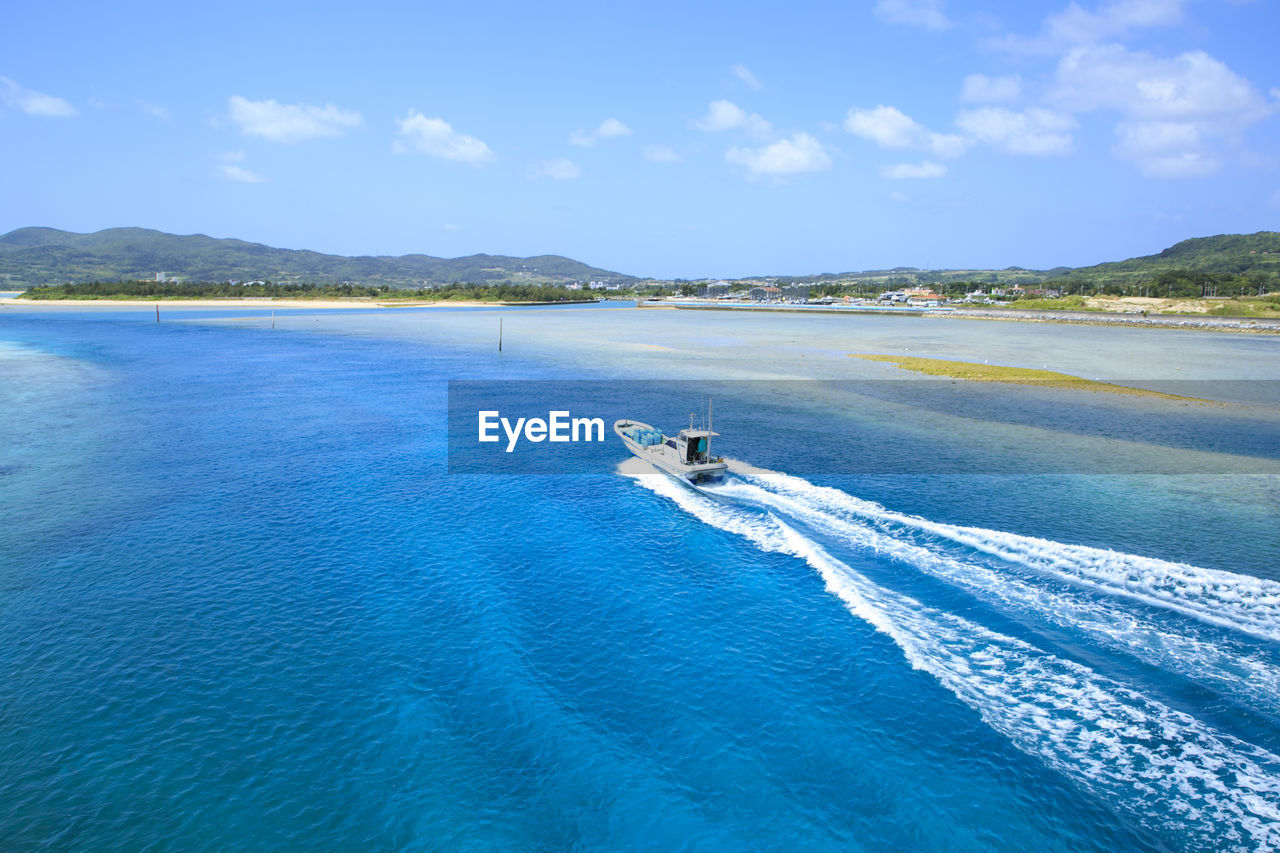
[727,460,1280,646]
[619,459,1280,852]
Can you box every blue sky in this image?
[2,0,1278,278]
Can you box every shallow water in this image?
[2,303,1278,850]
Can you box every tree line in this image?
[783,270,1278,301]
[20,270,1277,304]
[21,280,609,302]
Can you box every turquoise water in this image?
[2,304,1279,850]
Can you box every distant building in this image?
[698,282,731,298]
[745,284,809,301]
[903,287,942,306]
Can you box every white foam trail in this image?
[706,478,1280,716]
[729,460,1280,646]
[626,469,1280,849]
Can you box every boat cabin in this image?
[675,428,718,464]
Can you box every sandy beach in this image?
[655,301,1280,333]
[5,295,1278,333]
[946,306,1280,333]
[0,297,498,310]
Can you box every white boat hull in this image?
[614,419,727,484]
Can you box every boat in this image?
[614,400,728,484]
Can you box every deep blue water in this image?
[3,305,1280,851]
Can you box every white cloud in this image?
[889,191,912,202]
[927,133,967,159]
[874,0,951,30]
[694,100,772,137]
[136,100,171,120]
[1047,0,1185,43]
[643,145,681,163]
[215,150,265,183]
[394,110,494,165]
[956,107,1077,155]
[992,0,1187,54]
[596,117,631,139]
[845,105,919,147]
[961,74,1022,104]
[0,76,76,117]
[219,164,267,183]
[569,117,632,147]
[726,133,831,177]
[733,64,763,90]
[228,95,361,143]
[696,100,744,132]
[1050,44,1273,177]
[976,1,1253,178]
[1115,120,1200,152]
[1112,122,1220,177]
[1052,45,1270,123]
[1135,151,1221,180]
[844,105,966,158]
[528,158,582,180]
[880,161,947,179]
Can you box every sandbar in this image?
[849,353,1207,401]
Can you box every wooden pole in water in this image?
[271,310,275,329]
[499,317,503,352]
[155,304,160,322]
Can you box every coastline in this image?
[0,297,510,310]
[655,301,1280,334]
[946,306,1280,334]
[4,295,1278,333]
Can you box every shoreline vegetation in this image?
[11,280,603,305]
[3,296,595,309]
[5,231,1278,326]
[5,231,1279,308]
[660,301,1280,333]
[849,354,1207,401]
[974,293,1280,319]
[5,292,1278,333]
[23,288,1278,316]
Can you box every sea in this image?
[2,301,1279,851]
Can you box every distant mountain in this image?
[2,226,1276,292]
[1051,232,1280,287]
[0,227,635,289]
[761,232,1280,290]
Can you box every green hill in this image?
[1049,232,1280,294]
[0,227,634,289]
[766,232,1280,298]
[3,226,1276,299]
